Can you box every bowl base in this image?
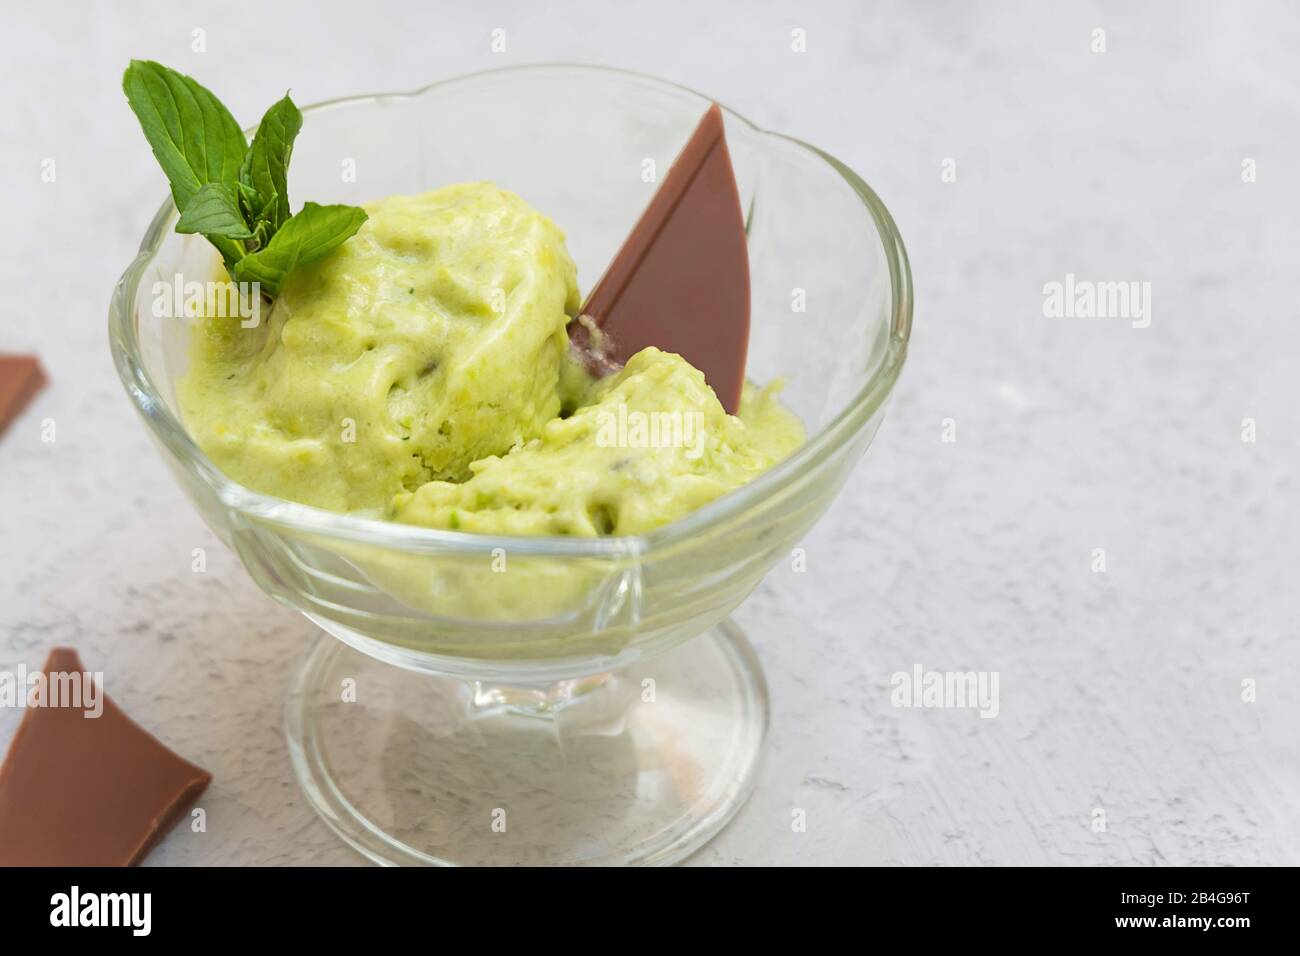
[285,620,769,866]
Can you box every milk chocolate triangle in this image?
[571,104,750,414]
[0,354,47,440]
[0,647,212,866]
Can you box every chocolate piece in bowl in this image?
[570,104,750,414]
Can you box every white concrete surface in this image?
[1,0,1297,865]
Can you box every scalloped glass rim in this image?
[108,63,913,559]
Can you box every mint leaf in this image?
[124,60,368,294]
[240,94,301,231]
[233,203,367,295]
[122,60,246,211]
[175,182,253,238]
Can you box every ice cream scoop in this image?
[569,104,750,414]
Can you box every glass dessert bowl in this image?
[109,65,912,866]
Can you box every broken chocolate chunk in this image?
[0,647,212,866]
[0,354,47,440]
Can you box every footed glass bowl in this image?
[109,65,912,866]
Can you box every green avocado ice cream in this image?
[180,183,803,535]
[180,183,579,513]
[390,347,801,535]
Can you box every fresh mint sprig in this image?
[123,60,366,296]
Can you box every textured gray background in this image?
[2,0,1297,865]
